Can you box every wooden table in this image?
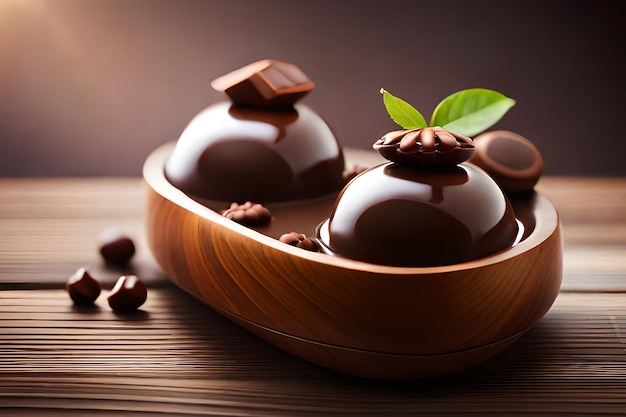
[1,158,626,415]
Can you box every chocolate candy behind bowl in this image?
[469,130,543,194]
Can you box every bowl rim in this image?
[143,142,560,276]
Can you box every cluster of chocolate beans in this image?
[278,232,319,252]
[220,202,319,252]
[66,229,147,313]
[220,201,272,226]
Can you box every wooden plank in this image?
[0,178,164,287]
[536,177,626,224]
[0,288,625,415]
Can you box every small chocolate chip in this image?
[279,232,304,246]
[66,267,101,305]
[107,275,147,313]
[279,232,320,252]
[98,229,136,265]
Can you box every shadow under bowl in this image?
[143,143,563,379]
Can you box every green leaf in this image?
[430,88,516,137]
[380,88,427,129]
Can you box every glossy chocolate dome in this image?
[319,162,519,267]
[164,102,344,202]
[164,59,345,203]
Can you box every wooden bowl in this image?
[143,143,563,379]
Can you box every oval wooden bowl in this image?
[143,143,563,380]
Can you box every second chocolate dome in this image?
[318,162,520,267]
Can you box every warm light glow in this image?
[0,0,125,116]
[1,0,80,54]
[0,0,46,27]
[0,0,42,10]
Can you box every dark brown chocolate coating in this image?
[210,59,314,109]
[319,162,519,267]
[165,102,345,203]
[469,130,543,194]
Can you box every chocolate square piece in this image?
[210,59,315,108]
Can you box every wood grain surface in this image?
[1,289,625,415]
[1,150,626,415]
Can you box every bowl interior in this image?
[147,142,549,272]
[146,143,545,269]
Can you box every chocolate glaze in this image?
[319,162,519,267]
[165,102,345,202]
[469,130,543,194]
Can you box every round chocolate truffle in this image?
[318,162,519,267]
[469,130,543,194]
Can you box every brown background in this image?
[0,0,624,176]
